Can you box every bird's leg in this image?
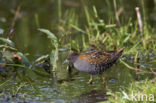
[101,75,106,84]
[67,64,72,74]
[88,75,93,84]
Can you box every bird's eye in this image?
[69,57,72,60]
[67,57,72,60]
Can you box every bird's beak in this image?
[63,59,73,73]
[63,59,69,65]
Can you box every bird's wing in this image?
[78,48,124,65]
[86,51,116,65]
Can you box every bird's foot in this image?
[101,75,106,84]
[88,75,93,84]
[88,80,93,84]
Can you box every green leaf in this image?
[16,52,30,65]
[93,6,98,18]
[0,45,17,51]
[58,48,69,52]
[71,24,87,34]
[6,64,28,68]
[120,59,135,69]
[38,28,58,47]
[123,34,131,43]
[2,51,14,62]
[50,50,58,69]
[125,42,139,54]
[34,54,49,64]
[0,37,15,47]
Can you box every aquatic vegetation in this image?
[0,0,156,102]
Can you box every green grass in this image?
[107,80,156,103]
[0,0,156,102]
[55,2,156,54]
[53,1,156,102]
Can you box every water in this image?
[0,61,143,102]
[0,0,156,102]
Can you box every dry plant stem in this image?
[3,6,21,52]
[135,7,143,34]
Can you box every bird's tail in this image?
[117,47,125,54]
[114,47,125,60]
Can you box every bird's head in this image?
[67,52,79,63]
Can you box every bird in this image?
[67,47,125,84]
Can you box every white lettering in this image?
[122,91,154,101]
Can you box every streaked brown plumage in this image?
[67,47,125,84]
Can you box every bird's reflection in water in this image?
[73,88,108,103]
[57,65,109,103]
